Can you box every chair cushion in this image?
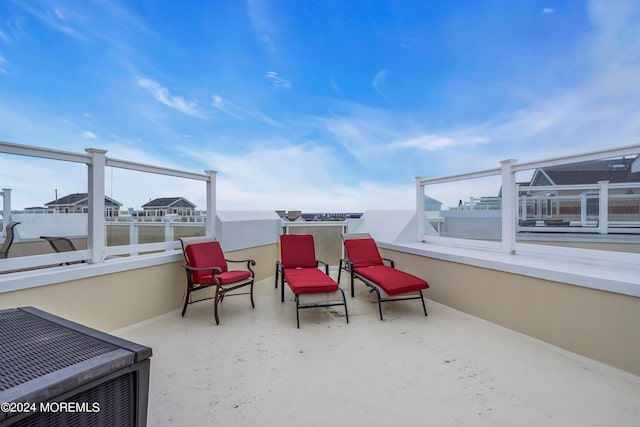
[185,241,228,284]
[344,238,384,268]
[280,234,317,269]
[284,268,339,294]
[191,270,252,286]
[354,265,429,296]
[216,270,252,285]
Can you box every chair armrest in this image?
[182,264,223,275]
[382,258,395,268]
[226,258,257,276]
[317,259,329,274]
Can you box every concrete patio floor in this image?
[115,275,640,426]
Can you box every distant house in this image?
[45,193,123,217]
[529,156,640,186]
[141,197,196,217]
[522,156,640,221]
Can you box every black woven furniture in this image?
[0,307,152,427]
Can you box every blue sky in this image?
[1,0,640,212]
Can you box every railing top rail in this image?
[106,158,209,181]
[418,167,501,185]
[1,140,91,164]
[1,140,211,181]
[417,143,640,186]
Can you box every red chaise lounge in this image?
[338,234,428,320]
[276,234,349,328]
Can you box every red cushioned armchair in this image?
[338,234,428,320]
[180,236,256,325]
[276,234,349,328]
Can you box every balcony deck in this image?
[115,275,640,426]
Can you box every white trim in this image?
[0,251,183,294]
[380,241,640,298]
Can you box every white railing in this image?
[416,143,640,255]
[1,140,217,271]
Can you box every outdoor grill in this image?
[0,307,152,426]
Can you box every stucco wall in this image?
[380,247,640,376]
[0,243,278,332]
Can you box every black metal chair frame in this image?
[337,239,427,321]
[180,238,256,325]
[276,260,349,328]
[0,221,20,259]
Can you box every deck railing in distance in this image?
[416,143,640,257]
[1,140,216,272]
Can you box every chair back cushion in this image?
[184,241,228,283]
[280,234,317,269]
[344,238,384,268]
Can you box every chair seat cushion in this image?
[353,265,429,296]
[195,270,252,286]
[284,268,339,294]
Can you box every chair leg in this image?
[350,271,355,298]
[274,263,279,288]
[281,267,286,302]
[419,290,428,316]
[213,286,221,325]
[372,287,384,320]
[250,280,255,308]
[337,260,343,283]
[295,294,300,329]
[339,288,349,324]
[181,290,190,317]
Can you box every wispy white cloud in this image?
[0,55,7,73]
[264,71,291,88]
[247,0,277,53]
[13,1,84,39]
[137,78,202,117]
[184,143,414,210]
[542,8,555,14]
[211,94,280,126]
[82,131,97,139]
[372,69,389,97]
[393,134,490,151]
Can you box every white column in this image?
[500,159,517,254]
[580,193,587,226]
[86,148,107,263]
[415,176,425,242]
[598,180,609,234]
[1,188,11,226]
[205,170,217,238]
[129,222,139,256]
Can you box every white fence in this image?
[416,144,640,254]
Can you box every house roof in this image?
[530,156,640,186]
[45,193,122,207]
[141,197,196,209]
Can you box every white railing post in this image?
[205,170,217,238]
[129,222,139,256]
[518,186,527,220]
[1,188,11,228]
[415,176,425,242]
[164,222,172,248]
[580,193,588,226]
[598,180,609,234]
[86,148,107,263]
[501,159,517,254]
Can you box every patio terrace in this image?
[113,275,640,426]
[2,140,640,425]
